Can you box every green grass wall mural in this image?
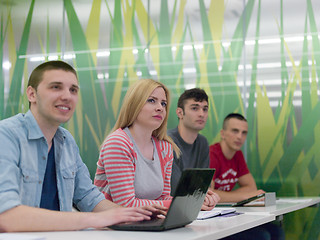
[1,0,319,238]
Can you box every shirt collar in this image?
[25,110,66,142]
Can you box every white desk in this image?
[234,197,320,218]
[3,197,318,240]
[1,213,274,240]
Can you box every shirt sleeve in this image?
[156,140,173,208]
[201,137,210,168]
[95,130,172,208]
[235,151,250,178]
[209,144,220,181]
[72,145,105,212]
[0,127,22,214]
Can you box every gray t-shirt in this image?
[168,127,209,195]
[124,127,163,200]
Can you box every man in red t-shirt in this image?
[209,114,284,240]
[209,113,265,203]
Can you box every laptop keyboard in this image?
[123,217,165,227]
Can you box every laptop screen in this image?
[164,168,215,228]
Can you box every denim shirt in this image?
[0,110,105,214]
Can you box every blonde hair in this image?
[110,79,180,157]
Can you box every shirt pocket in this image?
[20,168,40,207]
[60,167,76,210]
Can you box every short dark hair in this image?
[223,113,247,129]
[177,88,208,110]
[28,60,77,90]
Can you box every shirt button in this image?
[39,181,42,184]
[42,156,46,160]
[25,176,29,179]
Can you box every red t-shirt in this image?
[209,143,250,191]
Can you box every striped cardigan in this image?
[94,128,173,208]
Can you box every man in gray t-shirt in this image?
[168,88,210,195]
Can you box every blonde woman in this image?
[94,79,219,210]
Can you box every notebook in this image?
[108,168,215,231]
[197,207,236,220]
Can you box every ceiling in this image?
[3,0,319,40]
[2,0,320,106]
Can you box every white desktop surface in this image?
[234,197,320,216]
[0,213,274,240]
[2,197,318,240]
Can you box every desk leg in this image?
[276,214,284,227]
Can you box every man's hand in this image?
[201,190,220,211]
[247,189,265,198]
[90,206,156,228]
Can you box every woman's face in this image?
[135,87,167,131]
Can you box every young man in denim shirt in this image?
[0,61,163,232]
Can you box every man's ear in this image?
[176,107,184,119]
[26,86,36,104]
[220,129,225,140]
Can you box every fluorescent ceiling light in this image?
[183,45,193,50]
[246,100,302,108]
[20,34,320,62]
[183,68,196,74]
[3,61,11,70]
[222,42,231,48]
[48,55,58,60]
[97,73,104,79]
[63,54,75,60]
[256,62,282,68]
[238,64,252,70]
[150,70,157,75]
[30,56,45,62]
[96,51,110,57]
[256,38,281,45]
[185,83,196,89]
